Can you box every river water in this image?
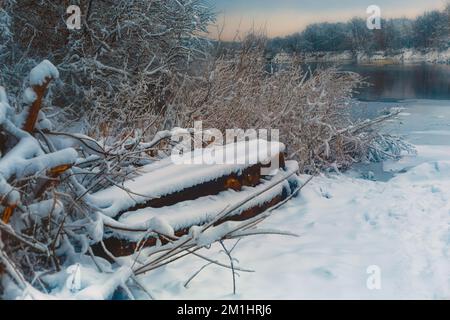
[334,62,450,180]
[342,63,450,101]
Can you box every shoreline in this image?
[274,48,450,65]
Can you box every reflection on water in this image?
[340,63,450,101]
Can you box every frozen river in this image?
[346,62,450,180]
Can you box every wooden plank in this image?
[93,140,286,219]
[92,183,292,259]
[115,153,285,219]
[91,141,294,259]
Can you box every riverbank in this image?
[350,99,450,180]
[357,48,450,65]
[274,48,450,65]
[138,158,450,299]
[137,99,450,299]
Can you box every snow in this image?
[136,163,449,299]
[0,175,20,205]
[3,141,448,300]
[0,87,15,126]
[397,48,450,64]
[6,101,448,299]
[0,137,78,180]
[26,199,63,219]
[3,263,132,300]
[132,99,450,300]
[2,85,448,299]
[75,266,133,300]
[22,87,37,104]
[0,79,78,210]
[296,48,450,64]
[93,139,285,217]
[112,161,298,240]
[194,221,237,247]
[384,145,450,172]
[303,50,354,63]
[29,60,59,86]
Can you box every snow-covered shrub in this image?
[0,61,298,300]
[172,37,412,173]
[367,133,417,162]
[1,0,215,137]
[0,8,12,55]
[0,61,79,298]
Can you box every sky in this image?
[209,0,448,40]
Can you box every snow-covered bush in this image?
[1,2,409,173]
[0,60,299,300]
[0,8,12,55]
[172,37,413,172]
[1,0,215,137]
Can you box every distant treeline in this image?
[266,5,449,54]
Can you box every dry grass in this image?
[170,37,401,173]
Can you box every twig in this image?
[220,240,237,295]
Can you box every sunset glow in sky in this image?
[210,0,448,39]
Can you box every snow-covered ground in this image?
[139,165,449,299]
[5,100,447,300]
[138,99,450,300]
[357,48,450,64]
[298,48,450,64]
